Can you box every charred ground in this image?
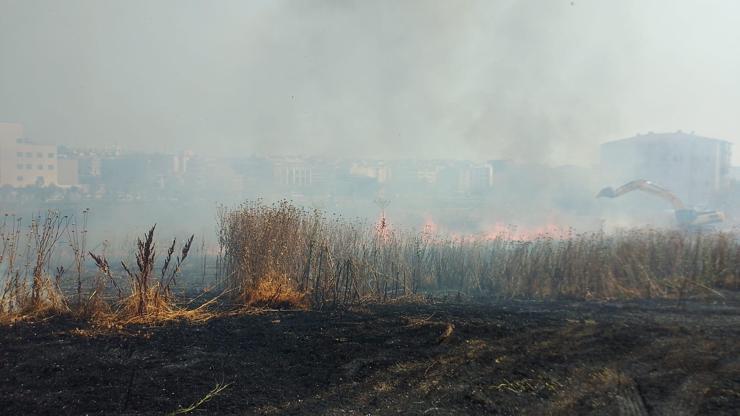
[1,297,738,415]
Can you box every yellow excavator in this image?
[597,179,725,228]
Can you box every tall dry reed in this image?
[218,200,740,306]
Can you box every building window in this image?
[25,152,31,157]
[48,164,55,170]
[16,152,23,157]
[17,164,23,169]
[37,165,44,170]
[16,176,23,182]
[48,153,55,158]
[25,164,32,169]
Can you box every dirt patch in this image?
[1,299,738,415]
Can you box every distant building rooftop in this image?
[603,131,731,146]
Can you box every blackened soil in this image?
[1,298,738,415]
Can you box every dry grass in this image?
[3,203,740,325]
[0,211,70,322]
[243,270,308,309]
[218,200,740,306]
[88,225,200,323]
[0,211,205,325]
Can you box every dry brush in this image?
[217,200,740,308]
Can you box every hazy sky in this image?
[1,0,740,164]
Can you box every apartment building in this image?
[0,123,59,187]
[601,131,731,206]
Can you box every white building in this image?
[349,162,391,183]
[600,131,731,206]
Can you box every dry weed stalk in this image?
[166,382,232,416]
[88,225,196,321]
[67,208,89,305]
[0,211,69,321]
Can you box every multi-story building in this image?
[100,153,176,194]
[0,123,60,187]
[273,158,312,187]
[172,150,194,175]
[387,160,442,187]
[57,158,80,186]
[270,157,337,190]
[460,163,494,193]
[600,131,732,207]
[349,161,391,184]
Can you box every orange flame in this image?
[481,222,570,241]
[375,213,391,241]
[419,216,572,242]
[422,214,439,235]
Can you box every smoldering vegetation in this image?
[218,200,738,305]
[2,201,737,323]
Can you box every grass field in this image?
[1,204,739,414]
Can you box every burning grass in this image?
[218,200,740,306]
[2,203,739,325]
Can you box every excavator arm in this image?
[597,179,685,210]
[597,179,724,228]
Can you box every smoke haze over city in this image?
[5,4,740,415]
[2,1,740,165]
[2,0,740,242]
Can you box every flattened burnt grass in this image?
[1,298,737,415]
